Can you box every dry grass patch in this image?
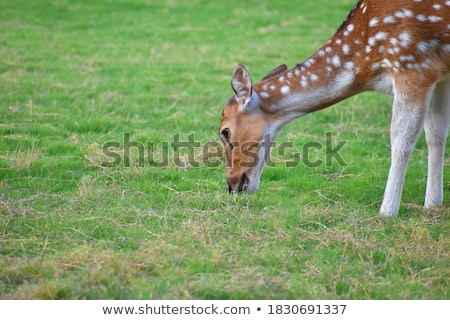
[0,146,39,170]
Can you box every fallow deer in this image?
[219,0,450,216]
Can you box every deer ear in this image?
[261,64,288,81]
[231,65,253,106]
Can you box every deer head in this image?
[219,64,289,193]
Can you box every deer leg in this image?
[380,89,428,217]
[424,78,450,209]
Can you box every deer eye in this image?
[221,128,230,139]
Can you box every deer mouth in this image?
[228,173,249,193]
[237,173,249,192]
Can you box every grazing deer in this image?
[219,0,450,216]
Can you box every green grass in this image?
[1,0,449,299]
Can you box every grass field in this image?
[1,0,449,299]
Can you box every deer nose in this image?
[227,179,237,193]
[226,176,239,193]
[227,173,248,193]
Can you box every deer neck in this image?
[254,46,364,122]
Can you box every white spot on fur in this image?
[332,55,341,67]
[395,9,413,19]
[428,15,443,22]
[347,24,354,32]
[342,44,350,55]
[280,86,290,95]
[417,14,426,22]
[301,79,308,88]
[345,61,354,70]
[402,9,413,17]
[433,4,442,10]
[395,11,405,19]
[399,54,415,62]
[304,58,315,68]
[369,32,388,47]
[417,40,439,52]
[375,31,388,41]
[310,74,319,82]
[260,92,270,99]
[383,16,396,24]
[382,58,392,68]
[399,31,411,48]
[443,44,450,53]
[369,17,379,27]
